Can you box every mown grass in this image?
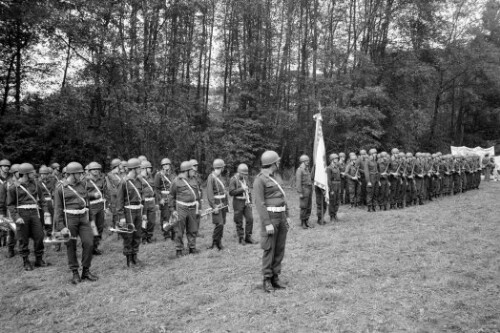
[1,182,499,333]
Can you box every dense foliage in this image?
[1,0,499,174]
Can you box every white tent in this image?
[450,146,495,160]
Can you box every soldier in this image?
[338,152,349,205]
[396,152,407,208]
[229,163,255,245]
[206,159,229,250]
[482,153,493,181]
[253,150,290,293]
[119,160,129,179]
[85,162,107,255]
[154,158,175,240]
[39,166,56,239]
[139,160,156,244]
[105,158,122,230]
[377,152,391,211]
[51,163,61,181]
[295,155,312,228]
[189,159,203,237]
[345,152,361,208]
[388,149,400,209]
[326,153,341,220]
[0,159,11,250]
[0,159,10,182]
[169,161,201,257]
[363,149,380,212]
[7,163,50,270]
[54,162,98,284]
[1,164,19,257]
[405,152,416,207]
[116,158,144,267]
[414,153,425,205]
[358,149,369,207]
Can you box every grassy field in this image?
[1,181,499,333]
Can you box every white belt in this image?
[161,190,170,195]
[125,205,143,210]
[266,206,286,212]
[17,204,40,209]
[90,198,105,205]
[64,208,88,215]
[44,197,52,201]
[235,196,246,200]
[144,197,155,202]
[176,200,198,207]
[214,194,226,199]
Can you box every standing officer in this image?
[54,162,98,284]
[338,152,348,205]
[414,153,425,205]
[326,153,341,221]
[206,159,229,250]
[169,161,201,257]
[39,166,56,240]
[51,163,61,181]
[253,150,290,293]
[140,160,156,244]
[154,158,175,240]
[7,163,50,270]
[345,152,361,208]
[229,163,255,245]
[189,159,203,237]
[405,152,416,207]
[364,149,380,212]
[0,159,12,251]
[85,162,107,255]
[295,155,312,228]
[377,152,391,211]
[2,164,19,257]
[106,158,122,230]
[116,158,144,267]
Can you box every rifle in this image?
[201,205,229,219]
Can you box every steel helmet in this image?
[381,151,388,157]
[359,149,367,155]
[415,152,422,158]
[161,158,172,166]
[141,160,152,168]
[180,161,193,172]
[329,153,339,161]
[237,163,249,175]
[66,162,84,174]
[369,148,377,155]
[138,155,148,162]
[406,152,413,157]
[110,158,121,169]
[120,160,128,167]
[127,158,141,169]
[39,165,50,174]
[62,167,67,174]
[398,152,405,157]
[299,155,310,163]
[51,163,60,169]
[261,150,280,166]
[88,162,102,170]
[18,163,35,175]
[84,165,89,171]
[0,159,11,167]
[10,164,20,174]
[213,158,225,168]
[339,152,346,157]
[189,159,199,166]
[391,148,399,155]
[349,152,356,159]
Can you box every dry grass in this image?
[1,182,500,333]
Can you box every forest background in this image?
[1,0,499,176]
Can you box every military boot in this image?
[207,241,216,250]
[126,255,131,267]
[263,278,274,293]
[34,257,51,268]
[216,241,224,251]
[176,250,183,258]
[23,257,33,271]
[239,237,246,245]
[71,270,81,284]
[81,267,98,282]
[271,275,286,289]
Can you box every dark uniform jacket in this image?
[206,173,229,210]
[7,179,48,221]
[53,180,89,229]
[168,174,201,211]
[253,170,288,229]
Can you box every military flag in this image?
[313,111,329,204]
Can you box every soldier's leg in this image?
[93,209,105,252]
[78,214,94,269]
[65,215,80,271]
[348,180,356,207]
[233,200,245,241]
[315,186,326,223]
[17,213,31,261]
[271,214,288,278]
[366,183,374,212]
[160,202,171,240]
[244,205,254,240]
[122,209,135,257]
[131,210,142,256]
[29,214,45,263]
[7,228,16,257]
[175,208,187,252]
[186,209,198,251]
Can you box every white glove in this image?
[16,218,24,225]
[119,218,126,227]
[265,224,274,235]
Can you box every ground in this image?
[0,182,499,333]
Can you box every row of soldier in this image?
[0,157,256,284]
[296,149,484,228]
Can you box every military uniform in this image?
[405,158,416,206]
[326,162,341,218]
[116,176,144,257]
[39,176,55,237]
[229,173,254,243]
[363,156,380,211]
[253,169,288,282]
[105,171,122,229]
[154,170,175,239]
[140,175,157,242]
[345,159,361,207]
[388,156,401,209]
[377,157,390,210]
[206,172,229,247]
[414,157,425,205]
[295,164,312,225]
[168,174,201,252]
[85,174,107,252]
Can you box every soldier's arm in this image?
[253,177,271,226]
[206,176,215,209]
[228,177,244,196]
[0,184,6,216]
[37,182,49,214]
[363,160,370,183]
[295,168,303,194]
[53,186,65,231]
[116,181,125,218]
[153,173,162,198]
[168,181,177,212]
[7,186,20,221]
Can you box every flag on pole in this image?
[313,112,329,204]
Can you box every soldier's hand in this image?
[94,192,101,199]
[44,212,51,218]
[172,211,179,220]
[265,224,274,235]
[286,217,292,230]
[160,199,165,205]
[16,218,24,225]
[213,207,220,214]
[119,218,126,227]
[299,193,304,199]
[367,182,372,187]
[242,184,248,191]
[142,215,147,221]
[60,227,71,237]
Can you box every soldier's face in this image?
[214,167,223,176]
[90,169,100,177]
[162,164,171,171]
[28,172,36,180]
[73,173,83,181]
[1,166,9,173]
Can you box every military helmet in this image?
[84,165,89,171]
[213,158,225,169]
[51,163,60,169]
[329,153,339,161]
[416,152,422,158]
[18,163,35,175]
[299,155,310,163]
[339,152,346,157]
[39,165,50,174]
[261,150,280,166]
[369,148,377,155]
[121,161,128,168]
[127,158,141,169]
[62,167,67,174]
[349,152,357,159]
[180,161,193,172]
[88,161,102,170]
[141,160,152,169]
[0,159,11,167]
[161,158,172,166]
[10,164,20,174]
[391,148,399,155]
[360,149,367,155]
[189,159,199,167]
[381,151,388,157]
[66,162,84,174]
[398,152,405,157]
[406,152,413,157]
[237,163,249,175]
[110,158,121,169]
[138,155,148,162]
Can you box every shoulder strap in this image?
[181,178,197,201]
[89,179,103,198]
[19,184,39,204]
[264,174,286,199]
[127,179,142,200]
[67,185,87,206]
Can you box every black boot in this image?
[371,206,376,212]
[271,275,286,289]
[207,241,216,250]
[130,254,137,265]
[245,236,257,244]
[93,248,103,255]
[81,267,98,282]
[34,256,51,268]
[216,241,224,251]
[331,213,337,221]
[6,247,15,258]
[367,206,372,212]
[126,255,131,267]
[383,205,387,211]
[263,278,274,293]
[189,248,200,255]
[71,270,81,284]
[23,257,33,271]
[239,237,246,245]
[176,250,183,258]
[304,220,311,228]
